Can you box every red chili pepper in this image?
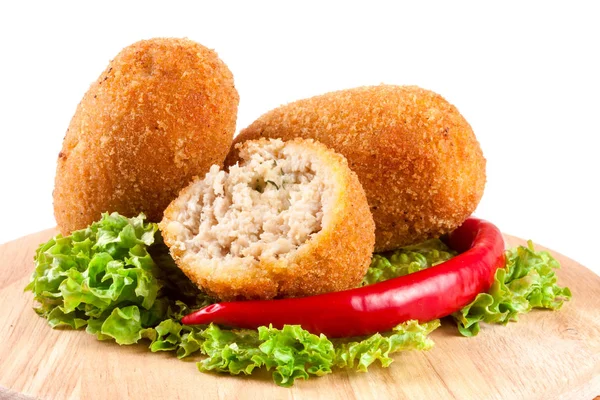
[181,217,505,337]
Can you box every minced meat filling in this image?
[173,139,327,261]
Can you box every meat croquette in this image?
[53,38,239,235]
[160,138,375,301]
[228,85,486,252]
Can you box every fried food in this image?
[54,38,239,235]
[160,138,375,301]
[228,85,486,251]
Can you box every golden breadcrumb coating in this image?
[54,38,239,235]
[161,138,375,301]
[228,85,486,252]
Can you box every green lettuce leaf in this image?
[257,325,335,386]
[196,321,438,387]
[46,306,88,329]
[363,239,456,285]
[28,213,570,387]
[177,328,205,359]
[197,324,269,376]
[99,305,156,345]
[26,213,196,344]
[26,213,161,320]
[334,319,440,371]
[151,319,185,352]
[452,241,572,336]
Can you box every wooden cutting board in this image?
[0,230,599,400]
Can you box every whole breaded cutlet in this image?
[54,38,239,235]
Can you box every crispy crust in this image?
[160,138,375,300]
[54,38,239,234]
[227,85,486,252]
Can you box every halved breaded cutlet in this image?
[160,138,375,301]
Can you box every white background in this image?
[0,2,598,275]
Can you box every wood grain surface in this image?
[0,230,599,400]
